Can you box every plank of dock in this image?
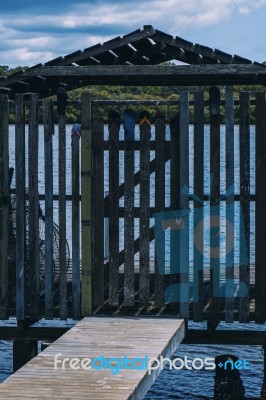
[0,317,185,400]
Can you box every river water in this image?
[0,124,263,398]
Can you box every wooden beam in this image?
[12,64,266,77]
[184,329,266,345]
[0,326,69,341]
[3,65,266,93]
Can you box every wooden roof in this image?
[1,25,265,99]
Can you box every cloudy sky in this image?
[1,0,266,68]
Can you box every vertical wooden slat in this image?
[72,125,81,319]
[239,91,250,323]
[58,104,67,320]
[81,92,93,316]
[92,119,104,307]
[108,111,120,306]
[169,113,180,308]
[154,113,166,307]
[225,86,235,323]
[0,95,9,319]
[124,117,135,307]
[255,91,266,323]
[43,99,54,319]
[193,91,204,321]
[179,91,190,318]
[28,93,40,320]
[139,112,151,306]
[15,93,25,321]
[208,86,220,330]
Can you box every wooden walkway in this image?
[0,317,185,399]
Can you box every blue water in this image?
[0,124,262,398]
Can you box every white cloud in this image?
[238,6,251,14]
[10,37,51,48]
[1,0,266,66]
[1,48,54,64]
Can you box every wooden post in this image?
[72,125,81,319]
[154,112,166,307]
[255,91,266,323]
[208,86,221,330]
[169,112,180,310]
[124,114,135,307]
[28,93,40,321]
[139,111,151,307]
[179,91,189,318]
[0,95,9,319]
[43,99,54,319]
[108,111,120,306]
[225,86,235,323]
[92,119,104,307]
[81,93,93,316]
[13,340,38,373]
[239,91,250,323]
[15,93,26,321]
[193,91,204,322]
[57,88,68,320]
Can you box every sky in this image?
[1,0,266,68]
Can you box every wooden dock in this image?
[0,317,185,399]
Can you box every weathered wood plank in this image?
[139,112,151,306]
[169,113,180,309]
[104,143,171,206]
[43,99,54,319]
[224,86,235,323]
[28,93,40,320]
[0,317,185,400]
[15,93,26,321]
[58,94,67,320]
[92,119,105,307]
[81,93,93,316]
[11,64,266,86]
[0,95,9,319]
[124,110,135,307]
[255,91,266,323]
[208,86,221,330]
[193,91,204,321]
[179,92,190,318]
[184,329,266,345]
[154,113,166,307]
[71,125,81,319]
[108,111,120,306]
[239,91,250,323]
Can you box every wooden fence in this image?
[0,88,266,324]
